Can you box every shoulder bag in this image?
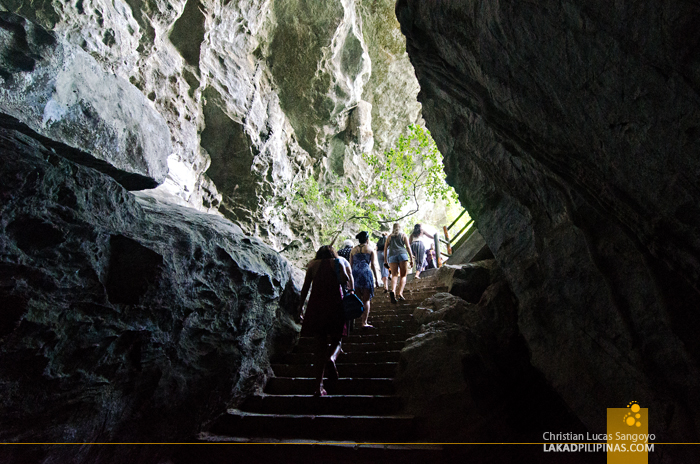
[334,259,365,320]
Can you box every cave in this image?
[1,1,700,463]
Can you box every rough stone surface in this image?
[397,0,700,445]
[0,122,300,460]
[0,0,422,251]
[0,12,171,188]
[358,0,422,155]
[397,282,585,444]
[447,259,497,304]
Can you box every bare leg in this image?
[397,260,409,298]
[389,262,400,293]
[329,337,342,363]
[360,298,372,327]
[326,336,342,383]
[313,336,328,396]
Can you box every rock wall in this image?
[0,114,300,460]
[397,0,700,446]
[398,279,586,445]
[0,2,423,458]
[0,12,171,189]
[0,0,422,251]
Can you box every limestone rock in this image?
[358,0,421,155]
[0,12,171,188]
[444,259,496,304]
[397,0,700,445]
[0,0,422,252]
[0,120,300,455]
[397,281,584,444]
[413,292,479,327]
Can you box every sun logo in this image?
[623,401,642,427]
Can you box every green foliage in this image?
[292,124,458,244]
[364,124,457,212]
[293,176,362,243]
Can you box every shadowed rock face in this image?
[399,282,587,446]
[397,0,700,444]
[0,119,300,461]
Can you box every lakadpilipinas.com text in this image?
[542,432,655,453]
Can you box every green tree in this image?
[293,124,457,245]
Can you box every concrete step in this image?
[277,350,401,365]
[295,333,409,349]
[359,313,415,323]
[239,394,402,416]
[371,289,445,300]
[356,320,417,331]
[371,297,439,306]
[363,314,416,323]
[367,308,415,317]
[342,341,407,352]
[265,377,396,396]
[294,340,407,353]
[209,409,417,442]
[343,332,410,343]
[272,362,398,378]
[373,289,437,296]
[347,323,416,335]
[198,271,449,450]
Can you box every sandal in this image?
[398,295,406,301]
[361,324,374,329]
[313,387,328,397]
[390,291,397,304]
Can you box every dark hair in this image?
[377,235,386,248]
[411,224,422,237]
[355,231,369,244]
[315,245,338,260]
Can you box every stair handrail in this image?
[439,208,474,263]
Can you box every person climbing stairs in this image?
[185,274,448,461]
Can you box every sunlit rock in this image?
[0,0,422,250]
[0,12,171,188]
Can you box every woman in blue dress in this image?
[349,231,379,328]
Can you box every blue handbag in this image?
[342,291,365,320]
[334,259,365,320]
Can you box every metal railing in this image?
[435,208,474,266]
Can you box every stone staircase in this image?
[187,274,448,461]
